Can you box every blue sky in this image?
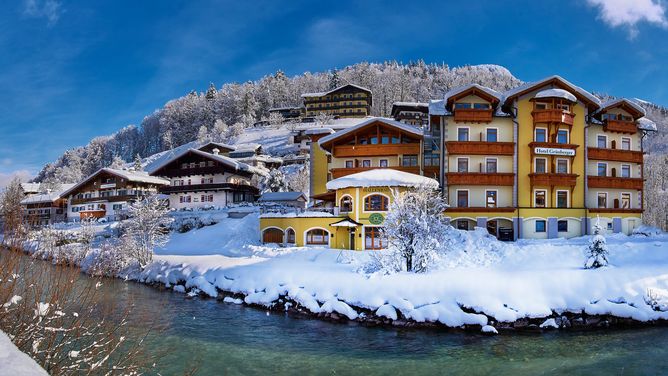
[1,0,667,183]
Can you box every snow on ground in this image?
[138,213,668,328]
[0,331,47,375]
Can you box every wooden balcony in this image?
[529,173,578,187]
[446,172,514,186]
[588,208,643,214]
[332,143,420,158]
[603,119,637,134]
[160,183,258,194]
[587,176,643,190]
[445,141,515,155]
[587,147,643,163]
[453,108,493,123]
[532,109,575,126]
[157,166,228,178]
[330,166,420,179]
[445,207,516,213]
[71,194,142,205]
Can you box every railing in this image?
[160,183,258,194]
[587,147,643,163]
[529,173,578,187]
[603,119,637,134]
[445,207,516,213]
[587,176,643,190]
[332,143,420,157]
[71,194,144,205]
[446,172,514,186]
[532,109,575,125]
[157,166,225,177]
[445,141,515,155]
[453,108,493,123]
[588,208,643,213]
[330,166,420,179]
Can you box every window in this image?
[535,190,546,208]
[208,161,215,167]
[454,103,471,109]
[456,190,469,208]
[621,137,631,150]
[379,159,388,168]
[557,130,568,144]
[112,204,123,211]
[362,160,371,168]
[535,220,546,233]
[486,158,497,173]
[179,196,192,203]
[286,229,296,244]
[457,128,469,141]
[181,163,188,169]
[457,158,469,173]
[621,193,631,209]
[369,135,378,144]
[340,196,353,212]
[621,164,631,178]
[558,220,568,232]
[486,128,498,142]
[200,178,205,184]
[199,161,206,168]
[597,192,607,208]
[556,191,568,208]
[486,190,497,208]
[456,220,469,230]
[535,128,547,142]
[345,160,354,168]
[189,162,196,168]
[201,195,214,202]
[556,159,568,174]
[391,135,400,144]
[381,134,390,144]
[597,135,607,148]
[597,163,607,177]
[306,229,328,245]
[556,103,570,111]
[535,158,547,173]
[364,195,388,211]
[474,103,491,109]
[365,227,386,250]
[535,102,548,110]
[402,155,418,167]
[607,222,613,230]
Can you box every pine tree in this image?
[261,169,289,193]
[585,216,609,269]
[329,69,341,89]
[205,82,217,100]
[109,155,125,169]
[133,154,143,172]
[197,125,210,143]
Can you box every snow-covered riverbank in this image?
[0,331,47,375]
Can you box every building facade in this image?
[302,84,372,118]
[391,102,429,126]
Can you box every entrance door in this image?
[349,231,355,250]
[486,220,498,238]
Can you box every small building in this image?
[258,191,308,210]
[149,148,260,210]
[20,183,42,197]
[197,142,236,156]
[21,184,75,227]
[301,84,372,118]
[228,143,283,169]
[391,102,429,126]
[63,168,170,222]
[259,169,439,249]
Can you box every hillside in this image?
[33,62,668,184]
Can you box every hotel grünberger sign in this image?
[534,147,576,157]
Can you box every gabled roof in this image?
[20,183,41,194]
[326,169,440,190]
[502,75,601,110]
[148,148,258,176]
[258,191,307,202]
[443,84,502,111]
[61,168,170,198]
[301,83,372,98]
[20,184,76,204]
[318,117,423,150]
[593,98,646,120]
[229,143,261,154]
[197,141,236,153]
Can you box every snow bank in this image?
[0,331,47,375]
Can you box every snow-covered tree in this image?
[121,195,172,267]
[585,216,609,269]
[286,162,310,196]
[211,119,228,142]
[262,169,289,193]
[373,186,449,273]
[108,155,125,169]
[227,122,245,139]
[133,153,143,172]
[267,112,284,127]
[197,125,210,143]
[315,113,334,126]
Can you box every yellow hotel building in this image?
[260,75,655,248]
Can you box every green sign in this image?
[368,213,385,225]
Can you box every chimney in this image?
[212,148,220,155]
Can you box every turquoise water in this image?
[104,280,668,375]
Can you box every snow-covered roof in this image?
[301,83,372,98]
[318,117,423,147]
[392,101,428,107]
[231,143,261,153]
[594,98,646,118]
[330,218,362,227]
[443,84,502,106]
[534,88,577,102]
[502,75,601,108]
[20,183,41,194]
[305,127,334,135]
[258,192,307,202]
[637,117,658,131]
[429,99,447,115]
[20,184,76,204]
[61,168,170,198]
[326,169,440,190]
[197,141,236,152]
[260,211,334,218]
[148,148,258,175]
[268,106,302,111]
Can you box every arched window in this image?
[262,228,284,244]
[340,196,353,212]
[286,228,296,244]
[364,195,388,211]
[306,229,328,245]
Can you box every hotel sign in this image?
[534,147,575,157]
[100,183,116,189]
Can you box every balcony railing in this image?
[446,172,514,186]
[160,183,259,194]
[331,143,420,157]
[453,108,493,123]
[587,147,643,163]
[445,141,515,155]
[532,109,575,126]
[587,176,643,190]
[330,166,420,179]
[529,173,578,187]
[603,119,638,134]
[588,208,643,214]
[445,206,516,213]
[71,194,144,205]
[158,166,226,177]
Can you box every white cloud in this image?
[0,170,33,190]
[586,0,668,38]
[23,0,63,26]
